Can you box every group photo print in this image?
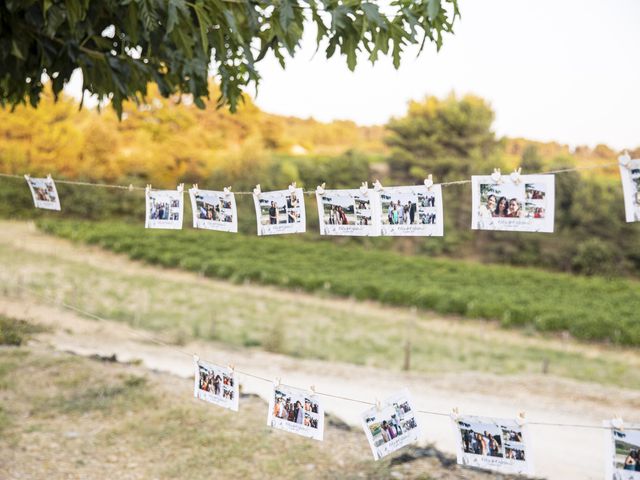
[145,188,184,229]
[453,415,533,475]
[193,358,239,411]
[25,175,61,211]
[607,424,640,480]
[267,385,324,441]
[253,188,306,236]
[360,389,420,460]
[316,188,381,236]
[471,174,555,233]
[378,185,444,236]
[619,158,640,223]
[188,188,238,232]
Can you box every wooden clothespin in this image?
[510,167,522,184]
[373,179,383,192]
[424,174,434,191]
[177,183,184,193]
[316,183,326,195]
[490,168,503,184]
[288,182,297,193]
[516,411,527,426]
[360,181,369,196]
[253,184,261,196]
[223,186,232,197]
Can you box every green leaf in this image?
[428,0,441,20]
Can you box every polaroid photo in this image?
[471,174,555,232]
[619,159,640,223]
[361,388,421,460]
[193,358,239,411]
[379,185,444,236]
[267,385,324,441]
[452,414,534,475]
[188,188,238,233]
[316,189,381,236]
[253,188,306,236]
[145,187,184,229]
[24,175,61,211]
[605,421,640,479]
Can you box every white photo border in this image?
[451,414,534,475]
[188,188,238,233]
[471,174,555,233]
[619,160,640,223]
[316,188,381,236]
[193,358,239,412]
[378,185,444,237]
[25,175,61,211]
[604,420,640,480]
[253,188,306,236]
[145,188,184,230]
[266,384,324,441]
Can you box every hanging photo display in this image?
[619,157,640,223]
[360,388,420,460]
[193,357,239,411]
[188,187,238,232]
[267,384,324,441]
[452,414,534,475]
[378,185,444,236]
[253,186,306,235]
[605,420,640,479]
[145,186,184,229]
[316,188,381,236]
[24,175,61,211]
[471,173,555,232]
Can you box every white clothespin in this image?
[316,183,326,195]
[23,174,30,181]
[177,183,184,193]
[47,173,53,181]
[375,398,382,412]
[308,385,316,397]
[223,186,232,197]
[510,167,522,184]
[191,183,199,193]
[516,411,527,426]
[490,168,503,184]
[274,377,282,389]
[146,184,152,194]
[253,184,261,196]
[373,179,383,192]
[193,354,200,364]
[360,181,369,196]
[288,182,297,193]
[619,151,632,168]
[128,184,134,192]
[611,416,625,431]
[450,407,460,421]
[227,363,235,373]
[424,174,434,191]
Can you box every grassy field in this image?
[38,219,640,346]
[3,345,492,479]
[2,220,640,390]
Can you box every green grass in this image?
[0,315,47,346]
[38,219,640,346]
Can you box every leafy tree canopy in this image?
[0,0,459,117]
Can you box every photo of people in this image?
[453,415,533,475]
[471,174,555,232]
[619,160,640,223]
[188,188,238,232]
[253,188,306,235]
[145,188,184,229]
[192,358,239,411]
[607,425,640,479]
[267,385,324,441]
[360,388,420,460]
[378,185,444,236]
[316,188,381,236]
[24,175,61,211]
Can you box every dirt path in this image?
[3,296,639,480]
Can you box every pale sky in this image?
[65,0,639,150]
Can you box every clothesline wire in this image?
[9,283,635,431]
[0,160,622,195]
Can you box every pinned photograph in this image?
[360,388,420,460]
[253,187,306,235]
[452,415,534,475]
[471,174,555,232]
[267,384,324,441]
[145,186,184,229]
[619,158,640,223]
[315,188,381,236]
[188,187,238,232]
[193,358,239,411]
[605,421,640,479]
[24,175,61,211]
[378,185,444,236]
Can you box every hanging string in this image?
[0,160,622,194]
[8,283,635,431]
